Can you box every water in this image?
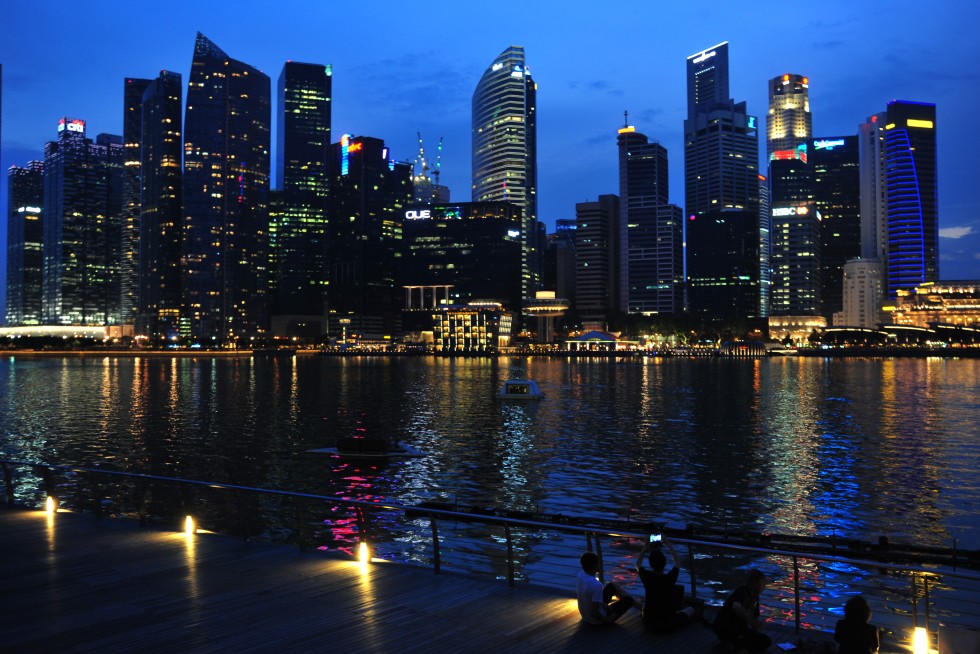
[2,354,978,551]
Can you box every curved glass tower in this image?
[472,46,537,301]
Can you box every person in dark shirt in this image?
[635,536,696,633]
[834,595,880,653]
[713,568,772,652]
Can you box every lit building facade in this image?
[121,77,152,327]
[6,161,44,325]
[472,46,538,301]
[841,258,884,328]
[858,112,887,261]
[182,33,271,342]
[543,219,576,304]
[400,202,523,313]
[769,150,819,316]
[137,71,183,340]
[273,61,332,337]
[575,195,620,325]
[890,282,980,328]
[328,134,413,338]
[432,301,512,353]
[884,100,938,297]
[42,119,124,326]
[766,74,811,160]
[685,42,761,319]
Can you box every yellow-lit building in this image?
[432,301,512,353]
[889,281,980,328]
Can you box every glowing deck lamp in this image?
[184,515,197,535]
[45,496,56,514]
[913,626,929,654]
[358,541,371,564]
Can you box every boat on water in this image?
[498,379,544,400]
[308,436,424,459]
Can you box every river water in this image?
[2,354,978,551]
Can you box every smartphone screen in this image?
[649,533,662,543]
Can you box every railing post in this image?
[924,575,931,643]
[687,543,698,600]
[506,525,515,587]
[595,534,604,584]
[134,481,147,527]
[911,573,918,628]
[429,513,440,575]
[793,555,801,635]
[2,462,15,506]
[585,530,593,554]
[296,498,306,552]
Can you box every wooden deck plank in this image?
[0,507,846,653]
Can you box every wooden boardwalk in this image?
[1,507,837,653]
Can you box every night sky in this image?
[2,1,978,315]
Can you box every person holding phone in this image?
[635,532,697,633]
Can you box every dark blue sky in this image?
[2,1,978,315]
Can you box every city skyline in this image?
[1,2,978,317]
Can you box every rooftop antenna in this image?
[624,110,629,128]
[433,136,444,189]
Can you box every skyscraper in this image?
[574,195,619,325]
[884,100,938,296]
[767,74,812,160]
[137,70,183,340]
[182,33,271,342]
[858,113,887,261]
[769,149,819,315]
[42,119,124,325]
[272,61,332,338]
[617,125,682,315]
[121,77,152,327]
[6,161,44,326]
[684,42,761,319]
[472,46,538,301]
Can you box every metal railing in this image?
[4,459,979,652]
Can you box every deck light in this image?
[913,626,929,654]
[358,541,371,564]
[45,496,56,514]
[184,515,197,535]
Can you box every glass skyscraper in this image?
[273,61,331,337]
[137,71,183,340]
[472,46,538,301]
[182,33,271,342]
[884,100,938,296]
[767,74,812,160]
[122,77,152,327]
[6,161,44,326]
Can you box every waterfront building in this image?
[767,314,827,346]
[42,119,124,326]
[543,219,576,305]
[758,173,771,317]
[684,42,761,319]
[328,134,413,338]
[524,291,569,343]
[858,113,887,261]
[182,33,271,342]
[431,301,512,353]
[574,195,620,325]
[472,46,538,301]
[121,77,152,327]
[137,71,183,340]
[841,258,884,328]
[884,100,938,297]
[889,281,980,329]
[769,150,819,316]
[272,61,332,338]
[767,74,811,160]
[809,136,860,319]
[6,161,44,326]
[400,202,523,314]
[617,125,683,315]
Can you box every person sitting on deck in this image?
[576,551,635,625]
[834,595,880,654]
[635,535,698,633]
[712,568,773,652]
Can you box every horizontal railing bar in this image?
[6,458,980,583]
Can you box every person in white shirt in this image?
[576,551,635,625]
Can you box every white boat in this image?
[308,437,424,459]
[498,379,544,400]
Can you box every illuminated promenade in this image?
[1,507,830,653]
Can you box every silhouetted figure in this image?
[576,551,635,625]
[713,568,773,652]
[834,595,880,653]
[635,537,697,633]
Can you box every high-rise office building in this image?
[617,125,682,315]
[767,74,812,160]
[809,136,860,318]
[858,113,887,261]
[182,33,271,342]
[6,161,44,326]
[137,71,183,340]
[272,61,332,338]
[684,42,761,319]
[884,100,938,296]
[472,46,538,301]
[769,149,819,315]
[42,119,124,325]
[328,134,413,338]
[758,173,771,317]
[121,78,152,327]
[841,259,884,328]
[543,219,576,303]
[574,195,619,325]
